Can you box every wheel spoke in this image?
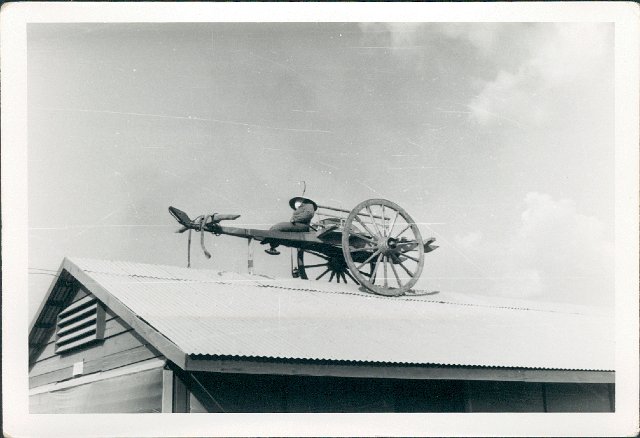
[393,223,412,239]
[383,256,388,288]
[366,206,383,237]
[399,253,420,263]
[336,273,340,283]
[390,261,403,288]
[303,263,329,269]
[316,268,331,280]
[359,270,372,277]
[340,272,348,284]
[381,205,387,237]
[354,215,377,239]
[329,271,336,282]
[345,270,359,284]
[388,211,399,237]
[397,260,415,278]
[371,253,383,282]
[357,249,381,270]
[306,250,331,260]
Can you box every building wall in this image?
[30,366,164,413]
[465,381,615,412]
[466,381,546,412]
[544,382,614,412]
[30,288,163,389]
[186,371,614,413]
[29,288,165,412]
[27,281,614,414]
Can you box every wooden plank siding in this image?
[30,363,165,413]
[30,327,163,387]
[29,288,165,390]
[29,344,163,389]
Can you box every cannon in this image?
[169,198,437,297]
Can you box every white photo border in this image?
[2,2,638,436]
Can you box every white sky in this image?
[27,22,614,320]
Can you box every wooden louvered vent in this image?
[55,296,106,354]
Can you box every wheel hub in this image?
[377,237,399,256]
[328,257,348,273]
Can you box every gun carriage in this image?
[169,198,437,297]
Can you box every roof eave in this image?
[28,258,67,336]
[184,355,615,384]
[62,258,188,369]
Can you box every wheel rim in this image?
[341,199,425,296]
[296,249,360,284]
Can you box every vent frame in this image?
[54,295,106,354]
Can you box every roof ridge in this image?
[254,283,593,316]
[70,257,609,317]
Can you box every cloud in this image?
[385,23,425,47]
[358,22,426,48]
[465,23,612,127]
[454,231,483,252]
[527,24,609,86]
[500,192,614,305]
[372,22,503,54]
[455,192,614,306]
[512,192,613,270]
[438,23,502,56]
[465,69,539,127]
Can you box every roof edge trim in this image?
[185,356,615,384]
[28,258,67,335]
[64,258,187,369]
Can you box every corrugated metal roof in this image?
[67,257,614,371]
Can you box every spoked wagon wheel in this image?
[341,199,425,296]
[295,249,362,284]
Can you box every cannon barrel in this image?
[168,206,240,231]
